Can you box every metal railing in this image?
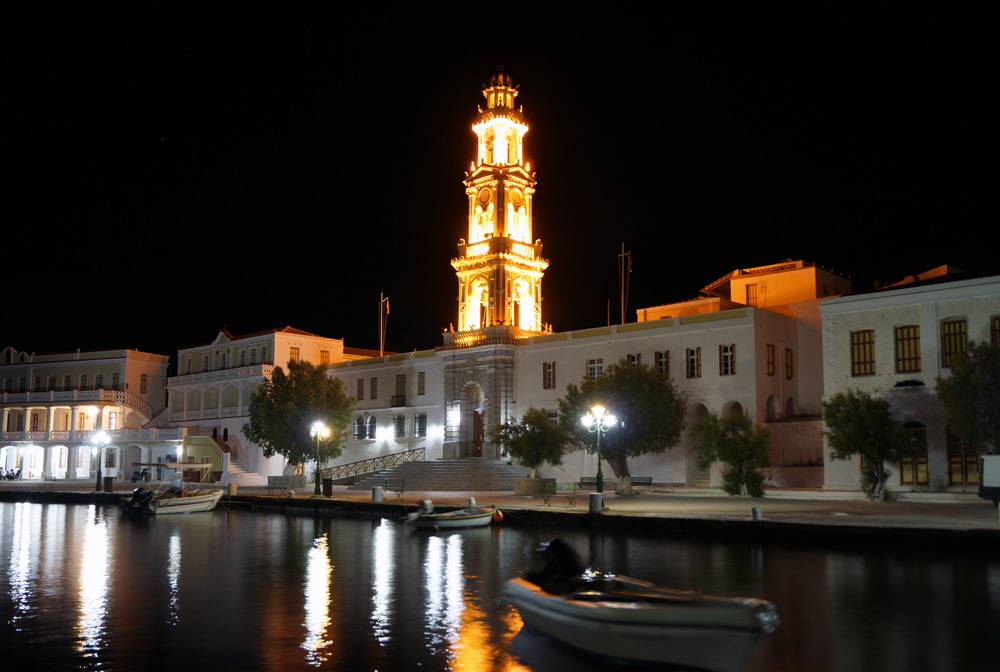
[322,447,424,481]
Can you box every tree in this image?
[243,360,356,468]
[936,341,1000,453]
[558,360,686,494]
[690,412,770,497]
[822,389,915,501]
[487,407,570,478]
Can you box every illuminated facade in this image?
[0,346,177,481]
[452,68,548,335]
[167,326,353,484]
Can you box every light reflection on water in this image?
[0,501,997,672]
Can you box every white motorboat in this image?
[407,499,499,530]
[123,486,223,515]
[505,540,779,672]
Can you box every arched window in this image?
[353,416,364,440]
[365,416,377,440]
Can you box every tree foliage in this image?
[558,360,686,494]
[487,407,570,478]
[243,360,355,467]
[822,389,915,501]
[936,341,1000,453]
[690,412,770,497]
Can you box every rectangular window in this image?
[627,353,641,367]
[587,358,604,382]
[654,351,669,377]
[105,447,117,469]
[63,375,71,390]
[686,348,701,379]
[719,344,735,376]
[851,330,875,376]
[370,377,377,400]
[746,283,759,307]
[542,362,556,389]
[94,374,103,389]
[766,344,775,376]
[547,410,559,427]
[356,379,364,400]
[941,318,967,368]
[48,375,56,391]
[895,325,921,373]
[414,413,427,438]
[112,372,119,390]
[80,374,88,390]
[140,374,148,394]
[393,414,405,439]
[33,376,41,392]
[319,350,329,365]
[417,371,425,395]
[785,348,794,379]
[289,347,300,363]
[395,374,406,396]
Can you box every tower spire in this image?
[451,69,549,335]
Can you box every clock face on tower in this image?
[478,188,491,205]
[509,188,522,207]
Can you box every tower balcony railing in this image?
[455,236,542,260]
[440,324,539,350]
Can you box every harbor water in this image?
[1,501,997,671]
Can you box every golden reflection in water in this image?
[77,506,110,658]
[302,534,333,667]
[167,533,181,625]
[8,502,34,627]
[371,522,394,643]
[424,534,465,652]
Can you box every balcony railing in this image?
[1,388,152,418]
[167,364,275,388]
[0,427,186,444]
[389,394,406,407]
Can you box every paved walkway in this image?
[3,479,997,532]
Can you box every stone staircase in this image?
[347,459,530,492]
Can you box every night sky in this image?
[7,7,994,364]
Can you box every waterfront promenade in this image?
[2,477,997,535]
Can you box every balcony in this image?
[390,394,406,408]
[1,388,152,418]
[168,364,275,388]
[0,427,186,444]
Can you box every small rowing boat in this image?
[505,539,779,672]
[122,486,223,515]
[407,499,498,530]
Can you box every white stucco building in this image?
[819,268,1000,494]
[0,346,177,482]
[167,326,357,484]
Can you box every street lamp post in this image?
[310,421,331,497]
[94,431,110,492]
[581,405,616,494]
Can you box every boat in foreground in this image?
[407,499,498,530]
[122,486,223,515]
[505,540,779,672]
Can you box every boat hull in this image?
[148,490,223,515]
[505,577,777,672]
[410,506,496,529]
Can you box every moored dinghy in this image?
[505,539,779,672]
[407,498,499,530]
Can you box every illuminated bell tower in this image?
[451,68,549,334]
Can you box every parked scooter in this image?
[131,467,150,483]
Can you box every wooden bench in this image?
[542,482,578,507]
[266,476,291,495]
[578,476,652,490]
[631,477,653,487]
[383,478,405,500]
[578,476,598,489]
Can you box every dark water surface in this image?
[1,502,997,671]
